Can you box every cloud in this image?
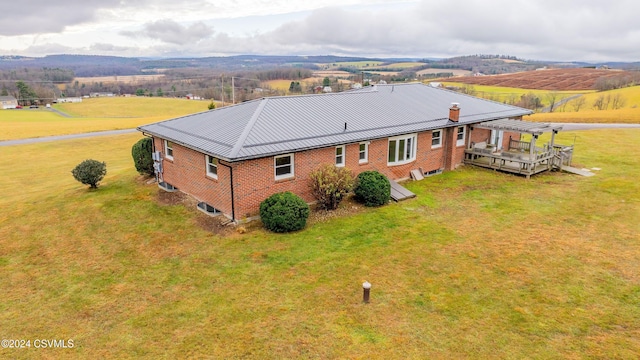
[122,19,214,45]
[89,43,135,53]
[3,0,640,61]
[235,0,640,61]
[0,0,122,36]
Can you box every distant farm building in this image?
[0,96,18,109]
[55,97,83,103]
[90,92,115,97]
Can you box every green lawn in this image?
[0,97,211,141]
[1,129,639,358]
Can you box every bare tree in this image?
[459,84,476,96]
[545,91,559,113]
[572,97,586,112]
[611,93,627,109]
[559,97,570,112]
[603,94,611,110]
[592,95,605,110]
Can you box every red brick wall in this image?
[154,137,233,216]
[152,124,518,220]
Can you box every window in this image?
[456,126,466,147]
[431,130,442,148]
[388,134,417,165]
[197,201,221,216]
[335,145,345,167]
[359,142,369,163]
[206,155,218,179]
[164,140,174,160]
[274,154,294,180]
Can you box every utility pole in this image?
[232,76,235,104]
[221,74,224,106]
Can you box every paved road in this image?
[540,95,583,113]
[47,107,73,118]
[0,129,138,147]
[1,123,639,147]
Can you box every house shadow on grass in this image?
[154,186,235,236]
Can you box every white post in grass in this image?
[362,281,371,303]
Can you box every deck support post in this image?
[530,135,537,160]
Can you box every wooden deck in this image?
[464,139,573,179]
[464,150,553,178]
[465,119,575,178]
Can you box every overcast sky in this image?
[1,0,638,62]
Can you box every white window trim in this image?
[359,142,369,164]
[164,140,174,160]
[205,155,218,179]
[431,129,442,149]
[335,145,345,167]
[387,133,417,166]
[456,126,466,147]
[274,153,294,180]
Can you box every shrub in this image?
[131,137,154,176]
[354,171,390,207]
[71,159,107,189]
[260,192,310,233]
[309,164,355,210]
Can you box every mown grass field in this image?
[1,129,639,358]
[529,85,640,123]
[0,97,210,140]
[442,82,591,106]
[557,85,640,111]
[530,108,640,123]
[55,97,208,118]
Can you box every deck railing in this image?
[552,144,574,166]
[508,139,531,152]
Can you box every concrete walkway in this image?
[0,129,138,147]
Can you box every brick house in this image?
[138,83,532,222]
[0,96,18,109]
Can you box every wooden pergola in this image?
[464,119,572,178]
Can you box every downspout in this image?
[141,132,158,183]
[217,160,236,222]
[441,127,449,171]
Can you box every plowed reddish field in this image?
[451,68,628,91]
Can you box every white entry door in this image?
[491,130,504,150]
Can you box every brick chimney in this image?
[449,103,460,122]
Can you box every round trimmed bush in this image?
[131,137,154,176]
[72,159,107,189]
[260,192,310,233]
[354,171,390,207]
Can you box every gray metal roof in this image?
[475,118,563,135]
[0,96,16,101]
[138,83,533,161]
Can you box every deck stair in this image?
[562,166,595,177]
